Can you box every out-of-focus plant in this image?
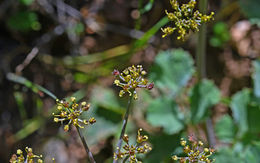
[7,11,41,32]
[210,22,230,47]
[161,0,214,40]
[114,128,152,163]
[19,0,35,6]
[9,147,54,163]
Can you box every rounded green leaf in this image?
[215,115,236,143]
[146,97,184,135]
[150,49,194,97]
[190,80,220,124]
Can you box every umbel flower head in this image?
[161,0,214,40]
[114,128,152,163]
[9,147,54,163]
[172,136,215,163]
[53,97,96,131]
[113,65,154,100]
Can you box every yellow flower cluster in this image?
[9,147,52,163]
[113,65,154,100]
[53,97,96,131]
[172,137,215,163]
[161,0,214,40]
[113,129,152,163]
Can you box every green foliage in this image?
[239,0,260,18]
[140,0,154,14]
[146,97,184,135]
[215,143,260,163]
[85,87,125,145]
[248,104,260,133]
[190,79,220,124]
[215,115,236,143]
[230,89,250,137]
[74,72,90,83]
[20,0,34,5]
[7,11,41,32]
[134,16,169,48]
[149,49,194,97]
[145,133,180,163]
[75,23,85,35]
[210,22,230,47]
[250,18,260,27]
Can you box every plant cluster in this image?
[9,147,54,163]
[172,137,215,163]
[161,0,214,40]
[52,97,96,131]
[113,128,152,163]
[8,0,222,162]
[113,65,154,100]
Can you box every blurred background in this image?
[0,0,260,162]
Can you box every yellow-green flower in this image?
[162,0,214,40]
[113,129,152,163]
[172,136,215,162]
[113,65,154,100]
[10,147,53,163]
[52,97,96,131]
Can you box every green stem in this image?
[196,0,207,79]
[76,126,96,163]
[113,96,133,163]
[196,0,216,148]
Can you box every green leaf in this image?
[248,104,260,133]
[214,147,244,163]
[253,60,260,98]
[239,0,260,18]
[215,115,236,143]
[7,11,41,32]
[190,80,220,124]
[215,143,260,163]
[7,73,57,100]
[145,133,180,163]
[74,72,90,83]
[230,89,250,137]
[134,16,169,49]
[90,86,125,122]
[146,97,184,135]
[83,115,119,145]
[140,0,154,14]
[244,144,260,163]
[150,49,194,97]
[210,22,230,47]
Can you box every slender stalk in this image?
[113,96,133,163]
[196,0,216,148]
[76,126,96,163]
[196,0,207,79]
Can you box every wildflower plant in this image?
[161,0,214,40]
[113,65,154,100]
[53,97,96,131]
[53,97,96,163]
[172,137,215,163]
[114,129,152,163]
[9,147,53,163]
[113,65,153,163]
